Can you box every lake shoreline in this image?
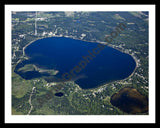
[21,36,138,90]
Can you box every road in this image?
[27,87,36,115]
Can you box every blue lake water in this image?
[55,92,64,97]
[15,37,136,89]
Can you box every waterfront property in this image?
[15,37,136,89]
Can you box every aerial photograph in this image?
[11,11,149,115]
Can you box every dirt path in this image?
[27,87,36,115]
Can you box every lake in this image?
[110,87,148,114]
[15,37,136,89]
